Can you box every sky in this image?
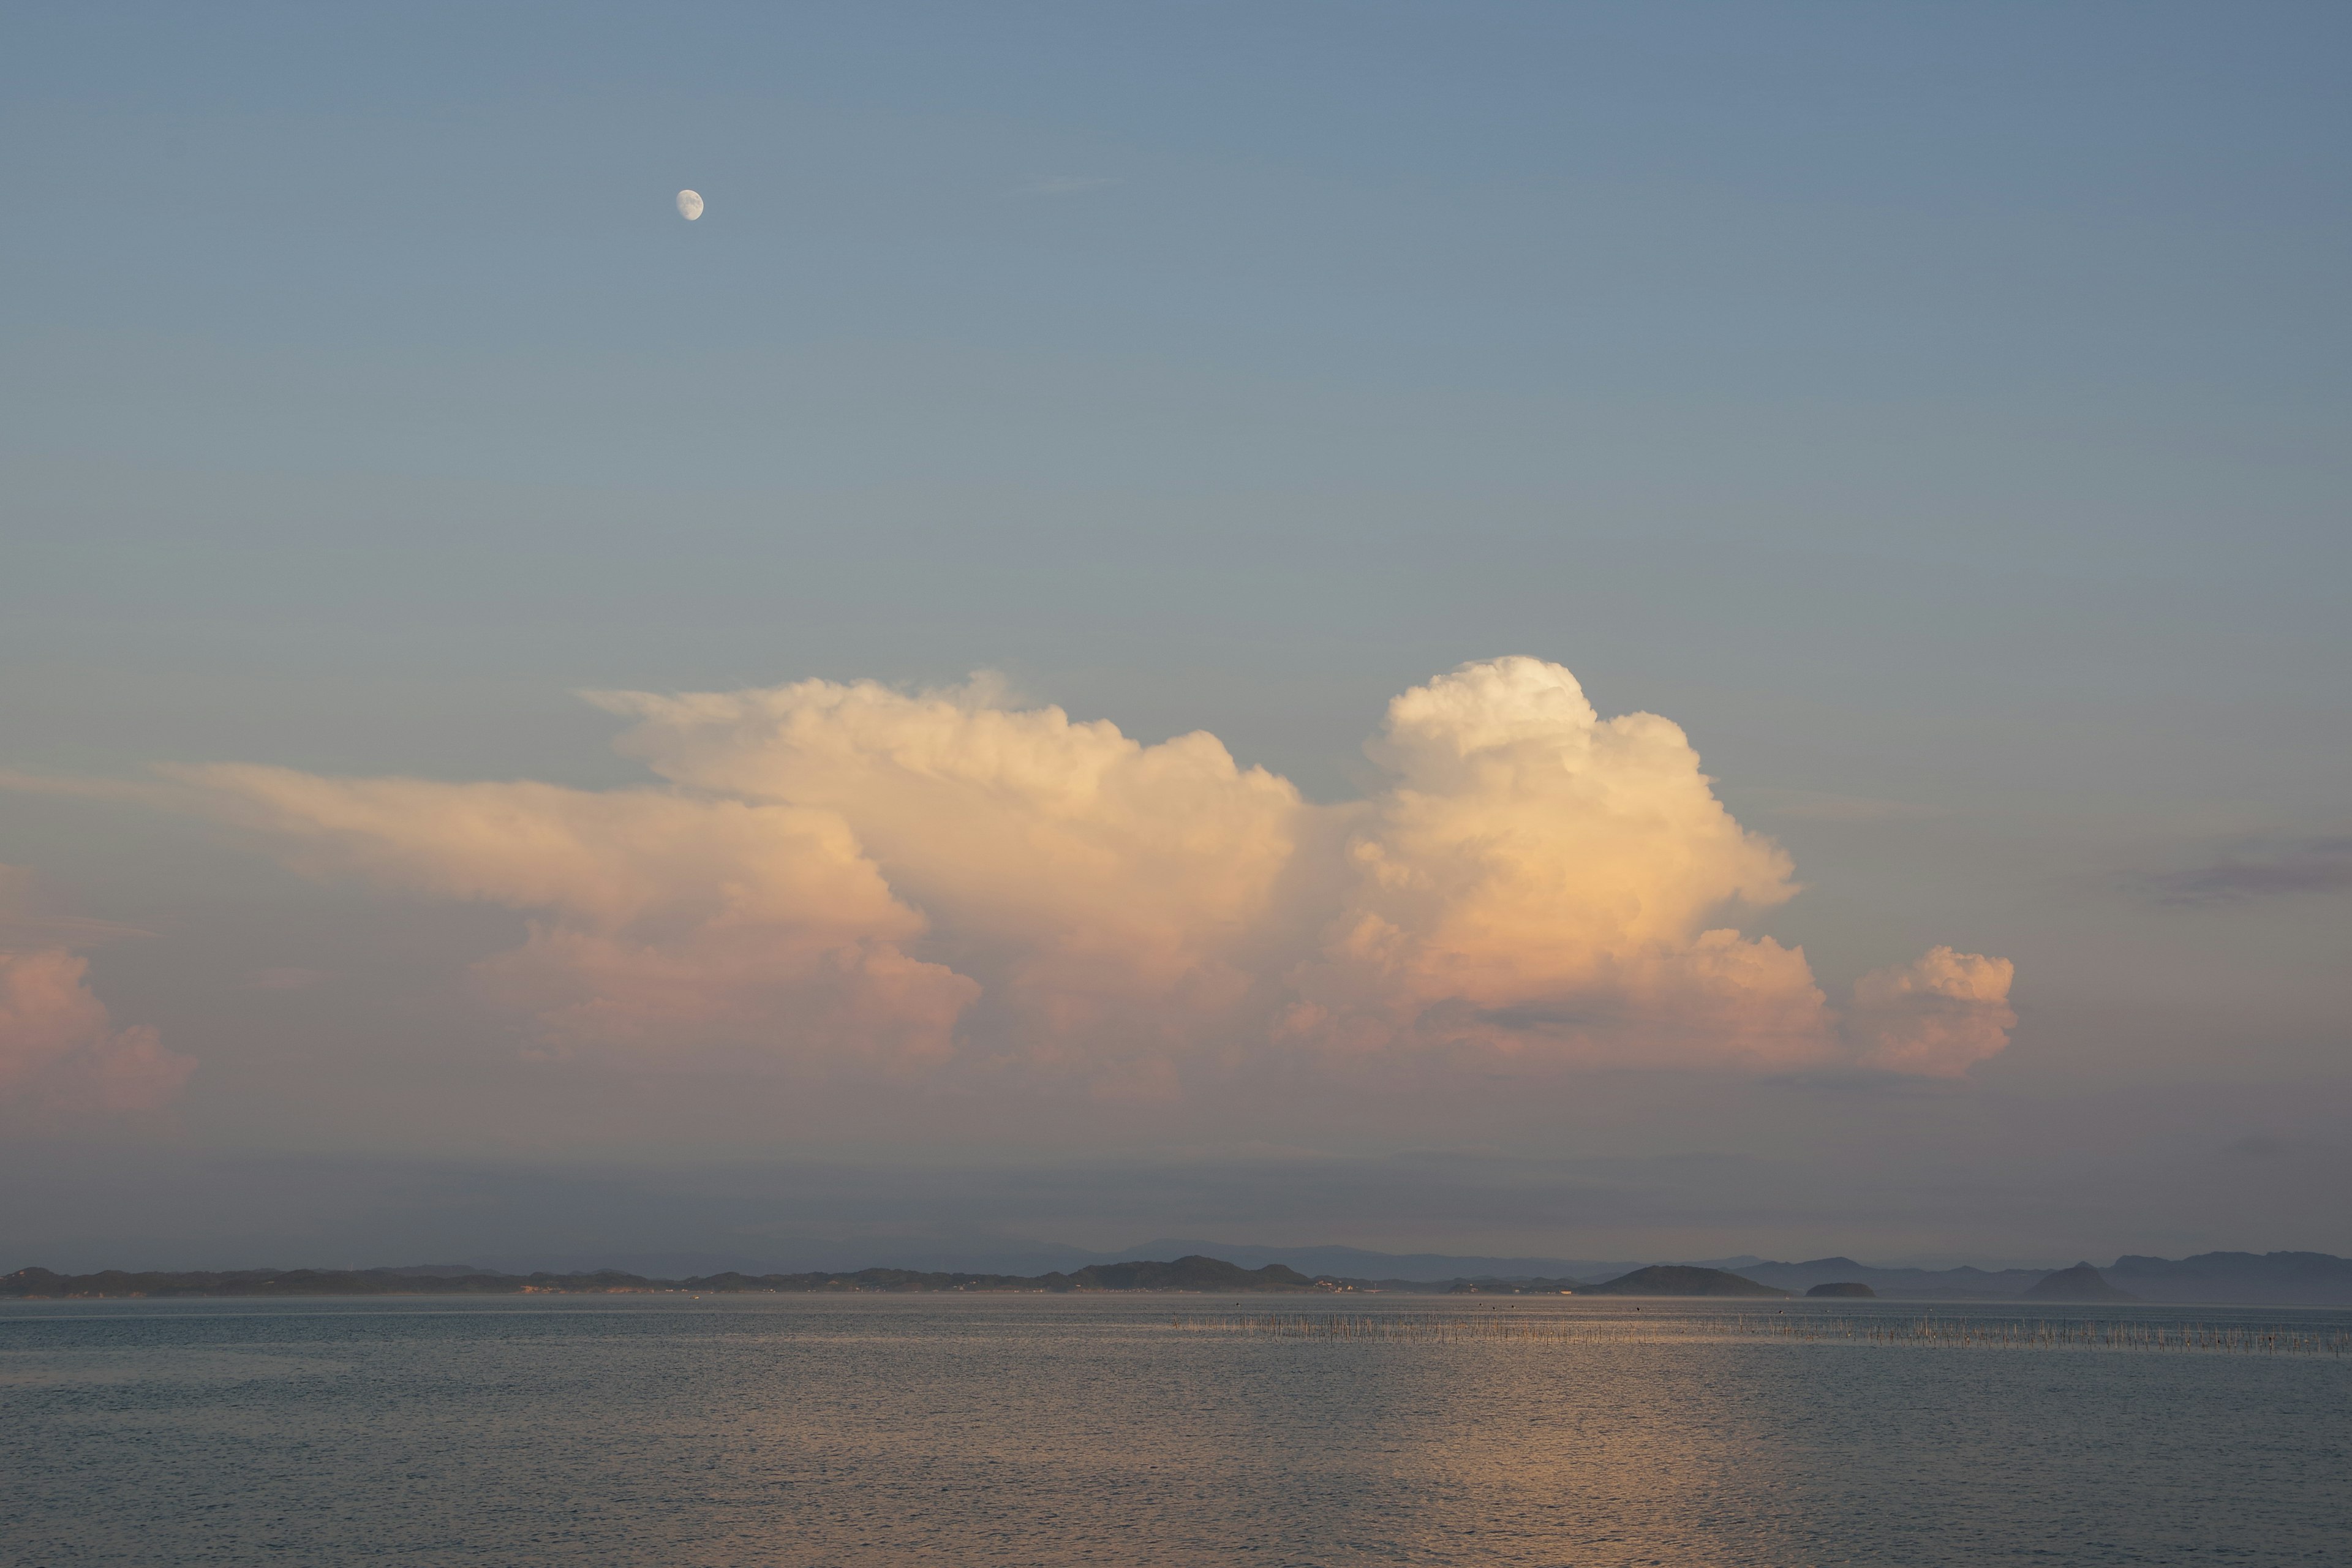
[3,2,2348,1272]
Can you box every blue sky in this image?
[3,2,2347,1265]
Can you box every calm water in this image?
[3,1295,2346,1566]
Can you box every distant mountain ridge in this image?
[1156,1245,2352,1303]
[1720,1250,2352,1305]
[10,1248,2348,1304]
[0,1255,1320,1300]
[2105,1251,2352,1305]
[1118,1242,2054,1294]
[1725,1257,2051,1298]
[1118,1240,1649,1283]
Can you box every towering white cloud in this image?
[1287,658,1829,1068]
[589,676,1304,1075]
[151,660,2015,1084]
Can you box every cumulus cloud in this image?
[0,867,192,1118]
[580,675,1307,1082]
[1846,946,2018,1078]
[1286,658,1830,1069]
[170,767,976,1068]
[136,659,2014,1085]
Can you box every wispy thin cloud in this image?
[2138,836,2352,906]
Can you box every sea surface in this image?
[2,1294,2346,1566]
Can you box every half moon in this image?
[677,189,704,221]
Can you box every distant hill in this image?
[1730,1257,2050,1298]
[1806,1282,1876,1298]
[1120,1240,1641,1282]
[2104,1251,2352,1306]
[1064,1256,1316,1292]
[1580,1265,1789,1297]
[0,1255,1321,1299]
[372,1262,497,1279]
[15,1248,2350,1303]
[2022,1263,2139,1303]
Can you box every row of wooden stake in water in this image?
[1168,1311,2351,1355]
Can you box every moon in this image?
[677,189,704,221]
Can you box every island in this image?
[1577,1265,1790,1297]
[2021,1262,2139,1303]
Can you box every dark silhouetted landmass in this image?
[0,1255,1319,1300]
[13,1249,2352,1303]
[0,1266,696,1298]
[2022,1262,2139,1303]
[1670,1251,2352,1304]
[1580,1265,1789,1297]
[1730,1256,2048,1298]
[1123,1240,1643,1281]
[2104,1251,2352,1305]
[1806,1281,1876,1298]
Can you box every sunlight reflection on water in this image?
[4,1295,2345,1566]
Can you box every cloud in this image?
[0,867,192,1119]
[2139,836,2352,906]
[119,660,2014,1085]
[168,766,976,1069]
[0,948,194,1118]
[584,674,1302,1076]
[1846,947,2017,1078]
[1284,658,1831,1069]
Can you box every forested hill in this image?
[1,1255,1322,1299]
[1578,1265,1790,1297]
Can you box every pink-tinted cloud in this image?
[142,660,2015,1085]
[171,767,976,1068]
[1847,946,2018,1077]
[0,867,192,1118]
[0,948,194,1117]
[586,674,1302,1072]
